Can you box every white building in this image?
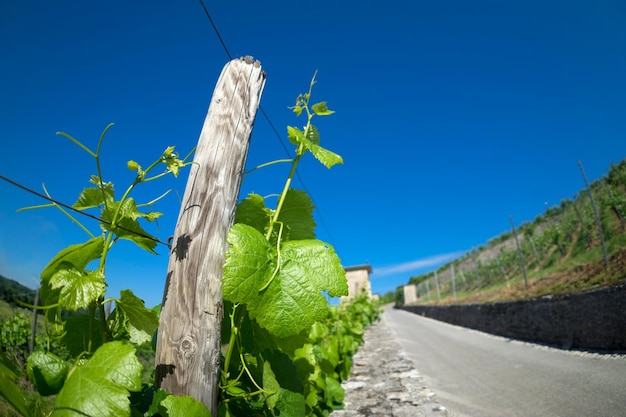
[341,264,373,302]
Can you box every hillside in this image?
[0,274,37,310]
[403,159,626,305]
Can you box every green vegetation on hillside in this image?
[0,275,36,310]
[401,159,626,305]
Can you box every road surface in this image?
[384,307,626,417]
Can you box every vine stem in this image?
[239,350,266,393]
[259,222,284,292]
[87,304,95,353]
[265,76,315,241]
[265,150,302,241]
[98,150,164,271]
[222,303,244,381]
[245,158,294,176]
[95,124,115,215]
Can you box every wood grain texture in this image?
[155,57,265,413]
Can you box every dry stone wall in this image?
[398,285,626,351]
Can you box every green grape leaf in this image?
[49,266,105,311]
[287,125,343,169]
[41,237,105,282]
[223,224,347,338]
[304,126,343,169]
[128,325,151,346]
[63,314,104,357]
[274,389,306,417]
[236,312,274,356]
[145,389,170,417]
[278,189,316,241]
[159,394,212,417]
[309,321,328,342]
[263,360,280,410]
[225,384,247,397]
[141,210,163,222]
[101,198,158,254]
[54,341,142,417]
[0,376,31,417]
[108,308,129,342]
[39,237,104,321]
[265,350,303,393]
[116,197,161,224]
[324,375,344,405]
[306,124,321,145]
[316,340,340,374]
[26,351,70,396]
[308,144,343,169]
[115,216,158,253]
[73,183,114,210]
[305,388,318,408]
[223,224,275,303]
[339,353,353,381]
[0,351,31,417]
[293,344,317,381]
[262,354,305,417]
[235,193,271,235]
[113,289,160,345]
[286,126,305,147]
[311,101,334,116]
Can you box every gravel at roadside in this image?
[330,312,449,417]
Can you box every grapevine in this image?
[0,76,382,417]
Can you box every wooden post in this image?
[472,251,481,298]
[29,288,39,354]
[578,160,610,271]
[155,57,265,413]
[510,215,529,290]
[451,264,456,300]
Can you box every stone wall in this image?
[397,285,626,351]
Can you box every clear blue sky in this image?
[1,1,625,307]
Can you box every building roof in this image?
[344,264,372,273]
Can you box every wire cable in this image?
[0,173,171,248]
[198,0,233,60]
[197,0,337,246]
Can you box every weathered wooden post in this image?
[433,270,441,302]
[451,264,456,300]
[29,288,39,354]
[578,160,610,271]
[155,57,265,413]
[472,251,481,299]
[510,215,529,290]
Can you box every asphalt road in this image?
[384,307,626,417]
